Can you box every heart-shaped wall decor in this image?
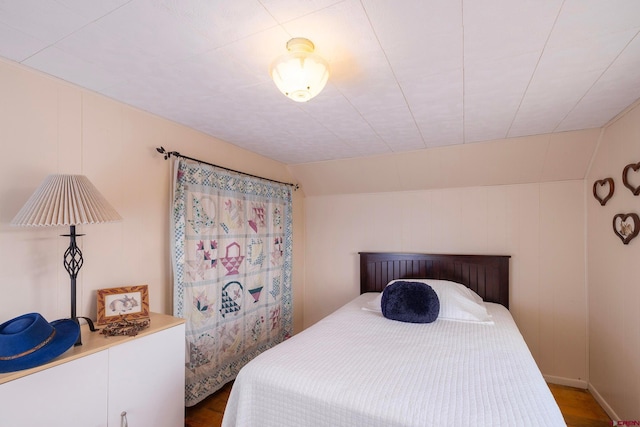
[612,213,640,245]
[623,162,640,196]
[593,178,614,206]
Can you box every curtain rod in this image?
[156,147,298,190]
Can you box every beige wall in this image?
[290,128,604,389]
[0,58,305,333]
[290,128,603,389]
[586,102,640,420]
[289,129,600,196]
[293,129,600,387]
[302,181,588,386]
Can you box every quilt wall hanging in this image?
[171,158,293,406]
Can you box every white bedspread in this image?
[222,293,566,427]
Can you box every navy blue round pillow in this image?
[381,281,440,323]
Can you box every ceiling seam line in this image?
[321,84,396,157]
[261,0,348,25]
[552,29,640,133]
[19,0,135,63]
[358,0,428,150]
[257,0,348,39]
[505,0,566,138]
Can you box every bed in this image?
[222,252,566,426]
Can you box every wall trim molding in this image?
[543,374,587,389]
[589,382,620,421]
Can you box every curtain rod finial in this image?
[156,146,168,160]
[156,146,178,160]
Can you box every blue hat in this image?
[0,313,80,373]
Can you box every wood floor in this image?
[547,383,612,427]
[185,382,611,427]
[185,381,233,427]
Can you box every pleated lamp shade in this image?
[11,175,122,226]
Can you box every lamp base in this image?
[73,316,99,346]
[63,225,100,346]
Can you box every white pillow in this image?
[365,279,493,324]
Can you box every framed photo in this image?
[96,284,149,325]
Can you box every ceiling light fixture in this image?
[270,37,329,102]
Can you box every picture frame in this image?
[96,284,149,325]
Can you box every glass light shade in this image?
[270,38,329,102]
[11,174,122,227]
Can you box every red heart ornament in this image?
[612,213,640,245]
[622,162,640,196]
[592,178,614,206]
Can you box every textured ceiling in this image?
[1,0,640,165]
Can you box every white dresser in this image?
[0,312,185,427]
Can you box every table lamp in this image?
[11,175,122,345]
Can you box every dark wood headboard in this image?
[359,252,511,308]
